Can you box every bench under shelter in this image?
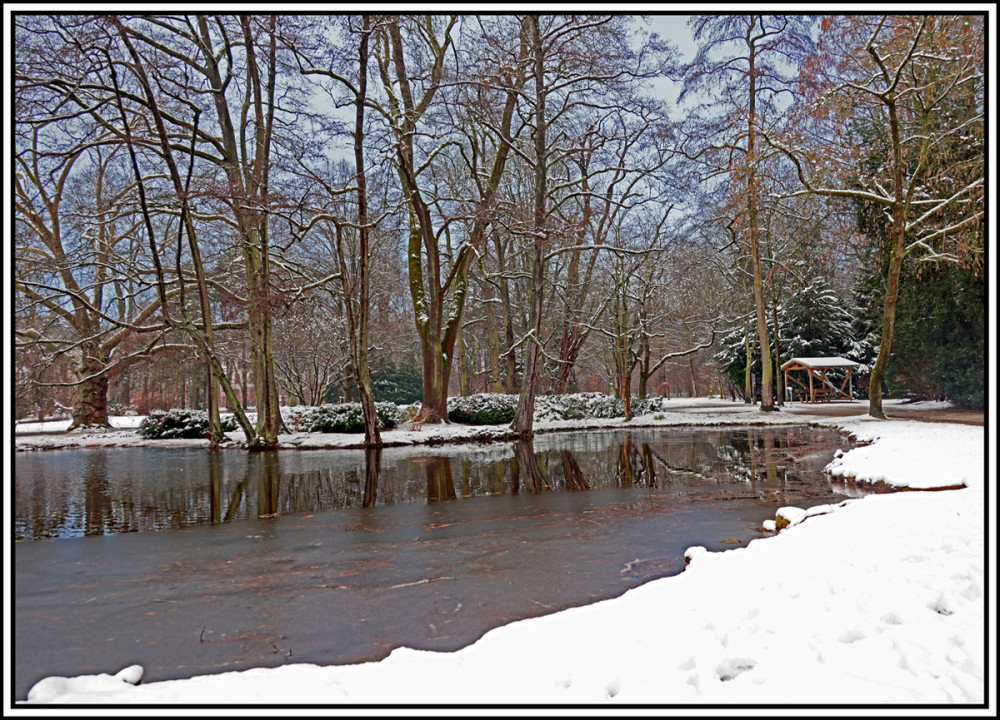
[780,356,860,402]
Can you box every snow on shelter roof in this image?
[780,357,860,370]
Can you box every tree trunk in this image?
[684,325,698,397]
[554,328,589,394]
[637,337,650,400]
[868,98,906,420]
[511,238,544,435]
[621,359,635,421]
[511,16,546,438]
[351,15,381,447]
[246,245,282,444]
[486,295,502,392]
[120,373,131,412]
[456,323,472,396]
[743,321,753,403]
[418,328,450,422]
[496,234,519,394]
[771,290,783,405]
[69,347,110,429]
[747,28,775,411]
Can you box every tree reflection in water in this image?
[255,452,280,517]
[561,450,589,491]
[16,426,856,540]
[209,450,221,524]
[420,456,456,502]
[514,439,545,493]
[363,447,381,508]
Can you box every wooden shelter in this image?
[781,357,860,402]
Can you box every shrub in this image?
[630,397,665,416]
[445,392,666,425]
[535,392,632,421]
[448,393,519,425]
[299,402,400,434]
[138,409,237,439]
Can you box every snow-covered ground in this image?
[13,414,145,435]
[13,397,962,451]
[12,400,993,709]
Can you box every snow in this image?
[13,415,145,435]
[824,419,981,490]
[14,397,827,451]
[12,399,993,708]
[781,356,860,368]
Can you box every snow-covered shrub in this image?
[630,397,665,416]
[446,392,665,425]
[280,406,314,432]
[535,392,610,421]
[535,392,648,421]
[299,402,399,434]
[137,409,237,439]
[448,393,518,425]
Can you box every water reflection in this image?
[15,426,855,540]
[209,450,221,524]
[514,440,544,493]
[254,452,280,518]
[561,450,589,491]
[363,447,380,508]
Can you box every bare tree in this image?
[363,15,530,423]
[508,14,673,435]
[679,15,816,411]
[14,112,176,428]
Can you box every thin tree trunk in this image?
[747,24,775,411]
[496,234,519,394]
[771,288,783,405]
[350,15,381,447]
[868,97,906,420]
[743,320,753,403]
[511,16,546,437]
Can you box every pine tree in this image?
[716,271,858,397]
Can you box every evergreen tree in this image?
[716,272,858,397]
[852,240,985,409]
[370,361,424,406]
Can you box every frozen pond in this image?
[14,425,863,698]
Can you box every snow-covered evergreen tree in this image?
[779,274,855,360]
[716,272,861,394]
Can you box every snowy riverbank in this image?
[12,401,992,708]
[12,397,975,451]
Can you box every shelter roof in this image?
[780,357,860,370]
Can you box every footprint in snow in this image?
[717,657,756,682]
[928,593,956,616]
[838,627,866,644]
